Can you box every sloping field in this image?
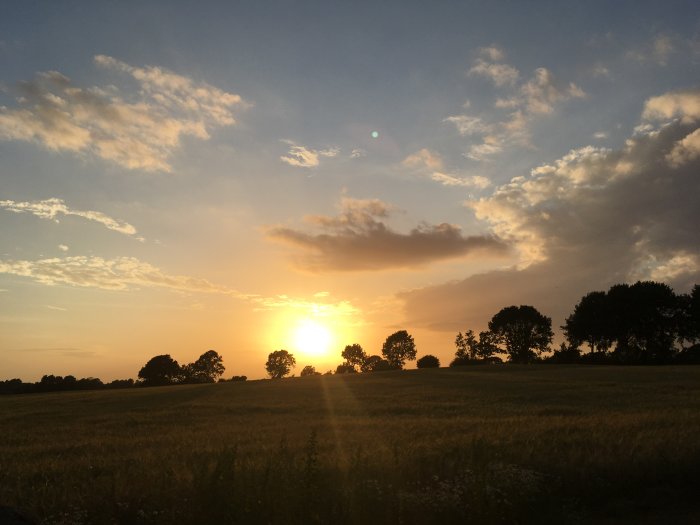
[2,365,700,524]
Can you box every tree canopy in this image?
[488,305,553,363]
[138,354,182,386]
[183,350,225,383]
[381,330,417,369]
[416,355,440,368]
[341,344,367,371]
[265,350,296,379]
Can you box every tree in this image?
[381,330,417,369]
[300,365,320,376]
[455,330,497,361]
[335,363,357,374]
[265,350,296,379]
[563,291,613,354]
[488,305,553,363]
[416,355,440,368]
[360,355,395,372]
[183,350,225,383]
[341,344,367,371]
[138,355,183,386]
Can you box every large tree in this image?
[360,355,395,372]
[381,330,417,369]
[138,354,182,386]
[341,344,367,371]
[563,291,613,354]
[183,350,225,383]
[265,350,296,379]
[488,305,553,363]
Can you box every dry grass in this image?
[1,365,699,524]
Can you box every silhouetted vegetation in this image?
[341,343,367,372]
[360,354,396,372]
[265,349,296,378]
[416,354,440,368]
[300,365,320,376]
[381,330,417,369]
[334,363,357,374]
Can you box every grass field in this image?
[2,365,700,524]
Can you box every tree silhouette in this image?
[341,344,367,371]
[488,305,553,363]
[265,350,296,379]
[563,291,613,354]
[360,355,395,372]
[183,350,225,383]
[335,363,357,374]
[300,365,320,376]
[138,355,182,386]
[455,330,497,361]
[381,330,417,369]
[416,355,440,368]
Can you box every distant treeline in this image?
[0,350,246,395]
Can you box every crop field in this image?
[2,365,700,524]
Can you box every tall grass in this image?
[1,366,699,523]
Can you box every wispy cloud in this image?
[0,254,362,321]
[402,148,491,188]
[267,196,509,271]
[280,140,339,168]
[0,56,246,171]
[626,34,676,66]
[447,50,585,160]
[0,198,140,238]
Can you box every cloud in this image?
[468,58,519,87]
[0,198,139,237]
[402,148,444,170]
[58,244,69,252]
[442,115,488,136]
[0,254,363,321]
[0,56,245,171]
[431,172,490,188]
[280,140,339,168]
[449,51,585,161]
[402,149,491,188]
[626,34,676,66]
[402,89,700,332]
[0,255,227,292]
[642,90,700,123]
[478,46,506,62]
[267,196,509,271]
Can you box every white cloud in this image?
[58,244,69,252]
[0,198,139,237]
[642,90,700,123]
[402,148,444,170]
[402,149,491,188]
[478,46,505,62]
[443,115,488,136]
[350,148,366,159]
[520,68,586,115]
[0,56,246,172]
[280,141,339,168]
[468,58,519,87]
[431,172,491,188]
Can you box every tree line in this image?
[3,280,698,394]
[450,281,700,366]
[0,349,242,395]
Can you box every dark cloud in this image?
[402,90,700,332]
[267,197,510,272]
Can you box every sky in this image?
[1,1,699,381]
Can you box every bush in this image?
[416,355,440,368]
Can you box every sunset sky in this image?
[2,1,699,381]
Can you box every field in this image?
[2,366,700,524]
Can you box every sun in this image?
[293,319,333,358]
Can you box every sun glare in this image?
[293,319,333,358]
